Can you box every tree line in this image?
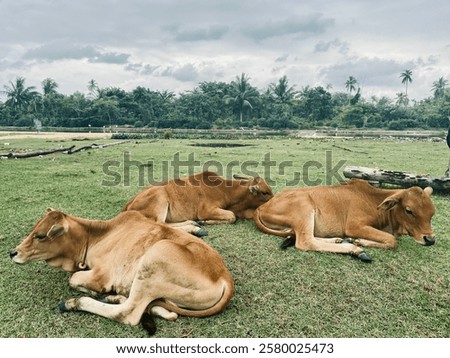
[1,72,449,130]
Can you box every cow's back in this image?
[259,180,381,228]
[90,211,226,271]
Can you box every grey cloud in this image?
[161,64,199,82]
[125,62,199,82]
[23,44,98,61]
[241,14,334,41]
[23,42,130,64]
[125,63,160,75]
[89,52,130,65]
[320,57,415,88]
[415,56,439,67]
[172,25,230,42]
[275,54,289,62]
[314,38,349,55]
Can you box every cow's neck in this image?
[373,188,403,236]
[66,216,112,270]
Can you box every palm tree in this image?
[42,78,59,96]
[269,75,297,104]
[395,92,409,107]
[345,76,358,104]
[223,73,259,123]
[41,78,59,124]
[87,79,99,99]
[400,69,413,97]
[2,77,40,111]
[158,90,175,103]
[431,77,448,100]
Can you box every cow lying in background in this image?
[254,179,436,262]
[123,171,273,236]
[9,208,234,335]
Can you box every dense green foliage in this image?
[0,135,449,338]
[1,74,449,130]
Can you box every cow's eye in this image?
[405,207,414,216]
[34,234,47,240]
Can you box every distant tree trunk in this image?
[343,166,450,192]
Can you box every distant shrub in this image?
[111,133,146,140]
[387,119,417,130]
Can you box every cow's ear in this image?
[46,224,66,238]
[249,177,262,194]
[424,187,433,197]
[378,197,398,211]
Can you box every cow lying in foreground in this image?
[9,209,234,335]
[254,179,436,262]
[123,171,273,236]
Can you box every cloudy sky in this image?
[1,0,448,100]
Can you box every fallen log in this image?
[343,165,450,192]
[67,140,129,154]
[0,145,75,159]
[0,140,129,159]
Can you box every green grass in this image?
[0,136,449,338]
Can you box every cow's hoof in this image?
[140,312,157,336]
[196,220,205,226]
[280,237,295,250]
[58,301,70,312]
[196,229,208,237]
[357,252,373,263]
[342,237,354,244]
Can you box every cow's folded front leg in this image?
[346,226,398,249]
[167,221,208,237]
[69,270,110,297]
[198,207,236,225]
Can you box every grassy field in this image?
[0,134,449,338]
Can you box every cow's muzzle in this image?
[9,249,18,259]
[423,236,436,246]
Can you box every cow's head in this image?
[231,175,273,218]
[378,186,436,246]
[9,208,81,272]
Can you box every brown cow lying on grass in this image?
[123,170,273,236]
[254,179,436,262]
[9,208,234,335]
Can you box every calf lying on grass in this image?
[10,208,234,335]
[123,171,273,236]
[254,179,436,262]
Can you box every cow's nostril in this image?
[423,236,436,246]
[9,250,17,259]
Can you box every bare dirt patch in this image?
[0,131,112,140]
[189,142,253,148]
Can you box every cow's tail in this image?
[147,277,234,319]
[253,208,294,238]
